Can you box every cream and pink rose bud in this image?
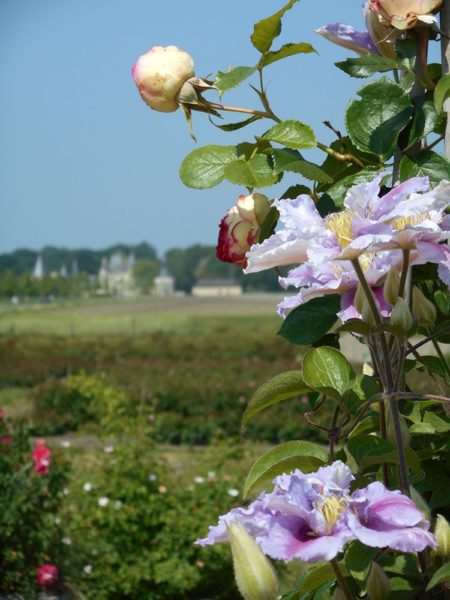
[216,194,271,268]
[132,46,195,113]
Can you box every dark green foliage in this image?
[0,418,69,596]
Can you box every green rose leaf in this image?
[242,370,310,426]
[243,440,328,498]
[434,73,450,113]
[400,150,450,186]
[262,120,317,150]
[215,66,257,97]
[250,0,298,53]
[261,42,316,67]
[322,168,384,208]
[223,154,278,188]
[406,98,442,150]
[278,295,340,346]
[336,55,407,78]
[302,346,354,400]
[179,145,237,189]
[271,149,333,183]
[214,115,262,132]
[426,561,450,591]
[346,78,413,159]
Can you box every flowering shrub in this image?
[59,437,243,599]
[133,0,450,597]
[0,414,69,596]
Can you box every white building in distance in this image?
[154,267,175,297]
[98,252,136,295]
[32,255,45,280]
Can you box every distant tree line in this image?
[0,242,280,298]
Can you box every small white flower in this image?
[62,537,72,545]
[98,497,109,507]
[227,488,240,497]
[83,564,93,575]
[63,487,70,496]
[54,517,61,525]
[194,476,205,484]
[148,473,157,482]
[114,500,123,509]
[60,440,71,448]
[104,445,114,453]
[83,482,93,492]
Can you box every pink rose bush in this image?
[37,563,59,586]
[32,439,51,475]
[216,193,271,267]
[244,175,450,319]
[197,462,436,562]
[132,45,195,113]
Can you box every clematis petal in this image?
[316,23,379,55]
[260,516,353,562]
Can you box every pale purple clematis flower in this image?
[315,23,379,55]
[245,175,450,318]
[197,462,436,562]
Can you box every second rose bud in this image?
[216,194,271,268]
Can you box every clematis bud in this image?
[435,514,450,557]
[216,194,271,268]
[383,267,400,306]
[366,0,442,31]
[228,521,278,600]
[366,561,390,600]
[390,297,414,335]
[412,286,436,328]
[132,46,195,113]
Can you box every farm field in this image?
[0,295,309,598]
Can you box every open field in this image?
[0,294,286,335]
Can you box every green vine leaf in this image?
[399,150,450,185]
[223,154,278,188]
[250,0,298,53]
[336,55,407,78]
[215,66,257,97]
[243,441,328,498]
[346,77,413,160]
[271,149,332,183]
[278,295,340,346]
[426,561,450,590]
[406,97,442,151]
[302,346,354,400]
[242,370,310,426]
[179,145,237,189]
[261,42,316,67]
[262,120,317,150]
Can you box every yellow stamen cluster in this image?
[318,495,347,532]
[324,210,354,249]
[394,212,429,231]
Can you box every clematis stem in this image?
[387,395,411,494]
[408,324,450,352]
[330,560,353,600]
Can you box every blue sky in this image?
[0,1,366,257]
